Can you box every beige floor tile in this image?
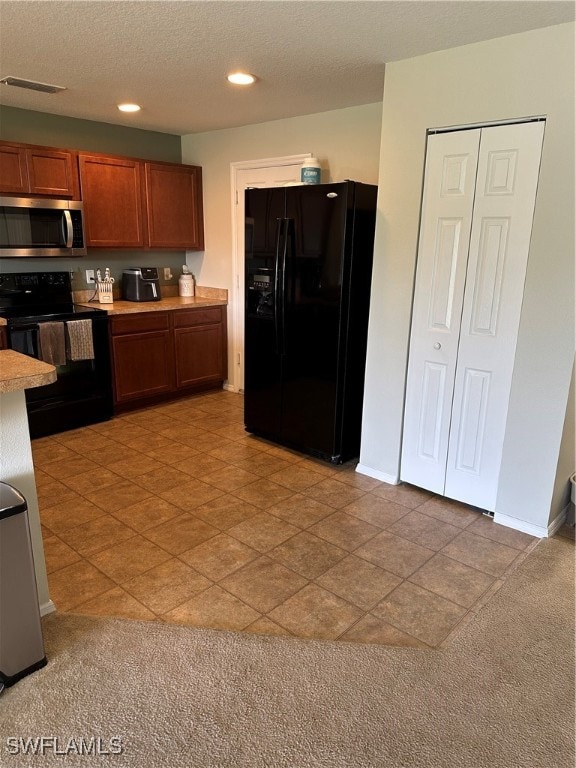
[268,531,346,579]
[308,511,380,551]
[293,457,338,477]
[62,467,121,496]
[43,535,82,574]
[227,512,300,552]
[261,444,305,463]
[304,477,367,509]
[119,433,176,453]
[92,422,152,441]
[32,468,54,488]
[72,586,156,621]
[109,495,183,532]
[87,535,172,583]
[41,456,103,480]
[355,530,435,578]
[82,444,142,467]
[408,553,495,608]
[267,494,335,529]
[32,443,79,467]
[232,479,296,510]
[159,479,225,511]
[244,616,293,637]
[163,585,261,631]
[171,454,230,478]
[40,496,108,534]
[372,581,467,647]
[465,515,537,551]
[57,431,114,453]
[105,455,162,479]
[143,513,219,555]
[268,464,326,492]
[342,495,410,529]
[123,558,212,614]
[193,416,235,433]
[132,465,192,493]
[334,469,383,492]
[232,453,294,478]
[416,497,480,528]
[269,584,363,640]
[58,514,136,557]
[316,555,402,610]
[220,556,308,613]
[190,495,260,530]
[83,479,155,513]
[49,560,115,611]
[123,412,178,432]
[179,533,260,581]
[387,510,461,550]
[370,483,433,509]
[143,443,201,465]
[339,615,430,647]
[202,466,260,492]
[441,530,522,577]
[212,424,252,442]
[36,480,78,508]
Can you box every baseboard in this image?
[40,600,56,617]
[493,508,568,539]
[355,464,400,485]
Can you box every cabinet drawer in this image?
[111,312,170,335]
[173,307,222,328]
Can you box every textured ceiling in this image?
[0,1,573,136]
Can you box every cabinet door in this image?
[79,154,145,247]
[173,307,226,389]
[112,330,174,403]
[27,148,79,198]
[0,144,28,194]
[144,162,204,249]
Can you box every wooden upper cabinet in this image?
[0,144,28,193]
[27,148,80,198]
[79,153,146,247]
[144,162,204,250]
[0,142,79,197]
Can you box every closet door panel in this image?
[445,122,545,510]
[401,129,481,493]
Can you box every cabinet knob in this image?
[433,342,442,350]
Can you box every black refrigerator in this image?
[244,180,377,464]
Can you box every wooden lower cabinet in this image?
[110,306,226,410]
[0,327,8,350]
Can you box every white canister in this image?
[301,157,321,184]
[179,272,195,297]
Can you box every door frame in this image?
[229,154,311,392]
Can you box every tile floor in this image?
[33,389,550,649]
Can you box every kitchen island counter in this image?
[0,349,56,393]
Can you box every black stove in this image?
[0,271,113,438]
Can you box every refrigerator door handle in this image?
[274,218,285,355]
[281,218,295,356]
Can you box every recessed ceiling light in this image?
[227,72,256,86]
[117,103,141,112]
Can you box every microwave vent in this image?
[0,76,67,94]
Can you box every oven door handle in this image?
[63,210,73,248]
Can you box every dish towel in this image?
[65,319,95,361]
[37,322,67,366]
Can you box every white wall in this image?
[181,102,382,382]
[0,391,52,614]
[360,23,575,532]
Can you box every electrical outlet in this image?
[85,269,95,284]
[163,267,172,281]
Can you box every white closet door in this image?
[401,129,481,493]
[444,121,545,510]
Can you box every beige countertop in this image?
[77,295,227,315]
[0,349,56,393]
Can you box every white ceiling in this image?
[0,1,573,136]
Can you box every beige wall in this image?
[181,102,383,382]
[360,23,575,532]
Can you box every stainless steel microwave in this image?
[0,197,87,257]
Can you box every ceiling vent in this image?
[0,76,67,94]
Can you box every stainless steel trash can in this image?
[0,482,47,689]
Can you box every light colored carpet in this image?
[1,537,574,768]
